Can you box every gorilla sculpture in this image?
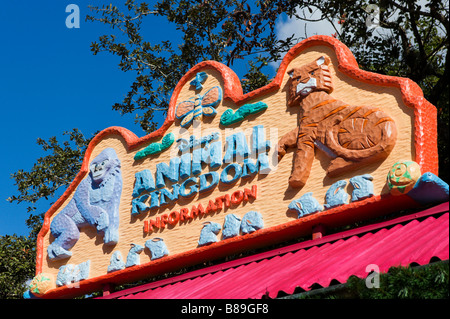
[47,148,123,260]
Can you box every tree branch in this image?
[406,1,426,60]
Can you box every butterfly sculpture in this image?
[175,86,222,128]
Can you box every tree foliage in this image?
[0,234,36,299]
[297,261,449,299]
[4,0,449,298]
[356,261,449,299]
[7,129,89,211]
[347,261,449,299]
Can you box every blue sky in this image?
[0,1,149,235]
[0,1,336,236]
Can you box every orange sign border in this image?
[35,35,437,298]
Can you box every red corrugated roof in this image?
[99,202,449,299]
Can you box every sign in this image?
[29,35,443,298]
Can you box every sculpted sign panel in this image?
[29,36,445,298]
